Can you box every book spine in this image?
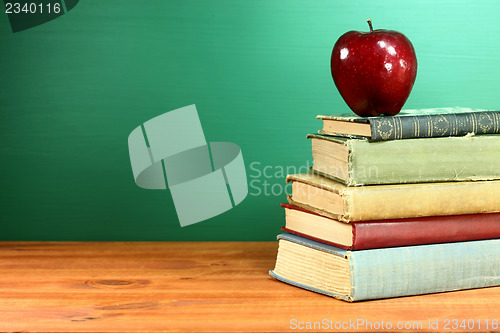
[350,239,500,301]
[348,134,500,186]
[352,213,500,250]
[370,111,500,141]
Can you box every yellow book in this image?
[287,173,500,222]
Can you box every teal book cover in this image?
[271,233,500,301]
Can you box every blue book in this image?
[269,233,500,302]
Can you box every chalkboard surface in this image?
[1,0,499,240]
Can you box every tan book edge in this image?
[318,116,372,137]
[284,207,353,247]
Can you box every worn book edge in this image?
[269,233,354,301]
[270,233,500,301]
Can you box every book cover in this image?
[317,107,500,141]
[286,173,500,222]
[281,203,500,250]
[308,133,500,186]
[270,233,500,302]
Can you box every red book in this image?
[281,203,500,250]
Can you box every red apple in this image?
[331,20,417,116]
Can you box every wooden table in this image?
[0,242,499,332]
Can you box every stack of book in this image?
[269,108,500,302]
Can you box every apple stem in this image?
[367,19,373,32]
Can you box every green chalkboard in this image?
[1,0,499,240]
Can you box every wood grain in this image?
[0,242,499,332]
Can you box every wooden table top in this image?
[0,241,499,332]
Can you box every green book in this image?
[308,133,500,186]
[317,107,500,141]
[270,233,500,302]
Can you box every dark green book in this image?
[317,107,500,141]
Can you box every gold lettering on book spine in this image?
[462,114,470,134]
[477,113,493,133]
[398,116,403,139]
[375,118,394,140]
[472,113,477,133]
[450,114,456,136]
[373,111,498,140]
[414,116,419,137]
[432,115,450,136]
[428,115,432,137]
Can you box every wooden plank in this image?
[0,242,499,332]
